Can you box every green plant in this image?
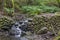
[21,6,42,15]
[21,5,60,15]
[4,0,15,16]
[11,0,14,13]
[4,8,14,16]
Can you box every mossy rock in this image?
[31,14,60,34]
[55,12,60,16]
[0,16,14,29]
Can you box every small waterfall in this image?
[9,25,22,37]
[9,18,32,40]
[0,18,32,40]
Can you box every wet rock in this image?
[0,31,9,36]
[25,31,32,36]
[37,27,48,34]
[9,25,22,38]
[21,37,28,40]
[9,19,33,38]
[47,31,55,37]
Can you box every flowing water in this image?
[0,19,31,40]
[0,18,54,40]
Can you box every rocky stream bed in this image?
[0,13,60,40]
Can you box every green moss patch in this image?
[0,16,14,29]
[31,15,60,34]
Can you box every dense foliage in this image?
[21,6,60,15]
[0,0,60,15]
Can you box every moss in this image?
[54,36,60,40]
[31,15,60,34]
[0,16,14,29]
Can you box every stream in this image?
[0,19,32,40]
[0,18,55,40]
